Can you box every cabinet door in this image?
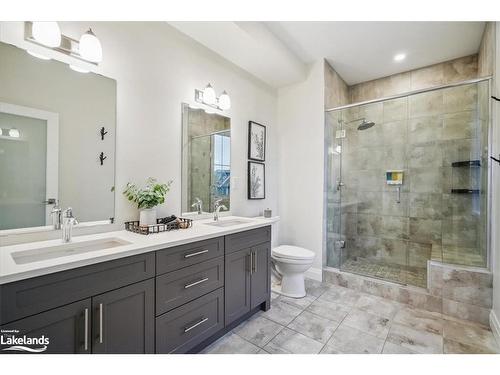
[92,279,154,354]
[0,299,91,354]
[224,248,251,326]
[250,243,270,309]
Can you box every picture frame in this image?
[247,161,265,200]
[248,121,266,162]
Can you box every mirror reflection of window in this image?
[181,104,231,215]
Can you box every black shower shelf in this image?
[451,189,480,195]
[451,160,481,167]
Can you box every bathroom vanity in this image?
[0,218,276,354]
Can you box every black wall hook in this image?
[492,96,500,102]
[100,127,108,140]
[491,155,500,165]
[99,152,107,165]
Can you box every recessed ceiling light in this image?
[394,53,406,62]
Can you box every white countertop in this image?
[0,216,279,285]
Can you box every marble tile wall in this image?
[478,22,495,77]
[325,60,350,109]
[349,55,479,103]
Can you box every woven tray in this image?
[124,217,193,235]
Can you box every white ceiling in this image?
[170,21,486,88]
[265,21,486,85]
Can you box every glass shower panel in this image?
[325,80,490,288]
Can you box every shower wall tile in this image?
[408,242,433,268]
[409,167,443,193]
[478,22,494,77]
[409,90,444,118]
[443,84,477,113]
[443,55,478,83]
[380,120,407,145]
[409,218,442,245]
[409,193,443,219]
[441,139,479,166]
[442,111,476,140]
[325,60,350,109]
[442,194,473,217]
[407,142,442,168]
[383,97,407,122]
[410,63,444,90]
[381,191,409,217]
[383,145,407,170]
[442,216,478,248]
[408,116,443,144]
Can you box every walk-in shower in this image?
[325,78,491,288]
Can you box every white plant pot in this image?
[139,207,157,226]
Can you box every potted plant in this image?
[123,177,173,226]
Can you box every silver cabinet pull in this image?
[184,249,209,258]
[184,317,208,333]
[184,277,209,289]
[249,252,253,274]
[253,251,257,274]
[98,303,103,344]
[84,308,89,351]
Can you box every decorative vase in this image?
[139,207,157,226]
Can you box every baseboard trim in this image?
[305,267,322,282]
[490,309,500,347]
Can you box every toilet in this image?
[271,245,315,298]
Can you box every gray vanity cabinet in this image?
[91,279,154,354]
[0,299,91,354]
[224,227,271,325]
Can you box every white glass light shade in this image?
[202,84,217,105]
[218,91,231,110]
[32,21,61,47]
[69,65,89,73]
[27,50,51,60]
[79,29,103,63]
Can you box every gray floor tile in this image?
[305,278,332,298]
[280,294,317,310]
[320,286,362,306]
[443,320,498,353]
[387,323,443,354]
[393,307,443,335]
[341,308,391,339]
[202,332,260,354]
[382,341,417,354]
[262,300,303,326]
[325,325,385,354]
[233,315,284,347]
[264,327,324,354]
[355,294,402,319]
[287,310,339,343]
[444,338,498,354]
[306,298,351,322]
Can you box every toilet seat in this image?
[272,245,315,261]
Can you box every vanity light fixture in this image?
[393,53,406,62]
[194,83,231,111]
[9,128,20,138]
[24,22,102,67]
[31,21,61,48]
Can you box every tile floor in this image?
[201,279,499,354]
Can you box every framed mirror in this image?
[0,41,117,233]
[181,103,231,216]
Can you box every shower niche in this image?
[325,80,490,288]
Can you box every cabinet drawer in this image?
[0,253,155,325]
[156,237,224,275]
[156,257,224,315]
[156,288,224,354]
[225,226,271,254]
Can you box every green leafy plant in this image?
[123,177,173,209]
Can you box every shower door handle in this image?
[336,180,344,191]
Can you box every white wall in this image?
[0,22,279,227]
[276,61,325,279]
[491,22,500,342]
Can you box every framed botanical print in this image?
[248,161,265,200]
[248,121,266,161]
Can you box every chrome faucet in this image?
[62,207,78,243]
[213,199,227,221]
[191,198,203,214]
[50,200,62,230]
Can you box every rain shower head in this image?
[357,119,376,130]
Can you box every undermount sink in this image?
[204,219,253,227]
[11,237,132,265]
